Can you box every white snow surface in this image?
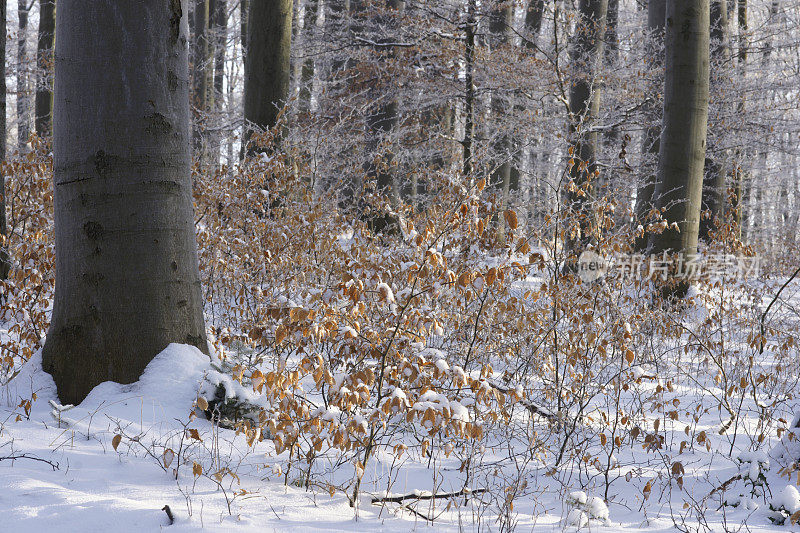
[1,345,441,532]
[775,485,800,514]
[1,343,797,532]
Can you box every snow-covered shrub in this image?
[194,146,528,500]
[768,485,800,525]
[0,140,54,405]
[566,491,610,527]
[738,451,770,500]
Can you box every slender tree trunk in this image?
[524,0,546,224]
[17,0,30,148]
[599,0,619,200]
[731,0,746,233]
[192,0,210,160]
[634,0,666,251]
[358,0,404,221]
[462,0,476,179]
[743,0,777,240]
[299,0,319,114]
[241,0,248,60]
[213,0,225,100]
[489,2,514,212]
[212,0,226,167]
[43,0,208,405]
[242,0,294,154]
[524,0,546,49]
[35,0,56,138]
[647,0,710,293]
[327,0,350,76]
[0,1,8,280]
[565,0,608,252]
[699,0,729,240]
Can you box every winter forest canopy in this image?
[1,0,800,531]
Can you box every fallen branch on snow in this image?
[0,453,60,470]
[371,487,487,504]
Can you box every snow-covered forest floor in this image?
[2,275,800,532]
[2,144,800,532]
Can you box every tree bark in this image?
[242,0,294,154]
[192,0,210,159]
[566,0,608,252]
[699,0,729,240]
[365,0,404,204]
[647,0,710,291]
[0,1,8,280]
[240,0,248,60]
[634,0,666,251]
[42,0,208,405]
[462,0,476,179]
[35,0,56,138]
[17,0,30,148]
[299,0,319,114]
[211,0,226,167]
[489,2,514,210]
[524,0,546,49]
[731,0,746,233]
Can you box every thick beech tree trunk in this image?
[647,0,710,284]
[35,0,56,138]
[43,0,208,405]
[242,0,293,153]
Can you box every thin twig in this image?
[0,453,60,470]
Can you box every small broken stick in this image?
[162,505,175,525]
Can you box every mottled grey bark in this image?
[524,0,545,49]
[489,2,514,208]
[365,0,404,203]
[699,0,729,240]
[240,0,248,59]
[463,0,476,179]
[35,0,56,138]
[327,0,349,75]
[731,0,747,233]
[213,0,225,104]
[566,0,608,251]
[742,0,777,240]
[599,0,619,200]
[647,0,710,275]
[192,0,210,158]
[299,0,319,114]
[634,0,666,251]
[42,0,208,405]
[242,0,293,154]
[211,0,226,167]
[17,0,30,148]
[523,0,546,224]
[0,1,8,280]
